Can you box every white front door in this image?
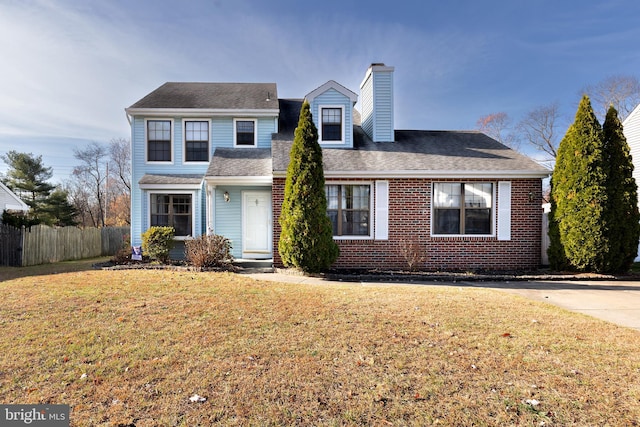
[242,191,272,259]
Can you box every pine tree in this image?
[1,151,55,224]
[548,95,609,271]
[278,100,339,273]
[602,105,640,272]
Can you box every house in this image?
[125,64,550,270]
[622,104,640,261]
[0,181,29,222]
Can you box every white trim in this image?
[305,80,358,103]
[430,181,496,238]
[497,181,512,241]
[146,190,197,240]
[145,118,174,164]
[326,181,374,240]
[241,190,273,259]
[0,182,29,211]
[126,108,279,118]
[204,176,272,186]
[139,183,202,190]
[274,170,551,179]
[318,105,346,145]
[374,180,389,240]
[233,118,258,148]
[182,118,211,165]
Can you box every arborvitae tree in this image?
[602,105,640,272]
[548,95,609,271]
[278,100,339,273]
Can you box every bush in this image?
[141,226,175,263]
[400,239,425,271]
[185,234,233,269]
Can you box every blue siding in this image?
[211,186,271,259]
[309,88,354,149]
[360,68,394,142]
[130,113,277,248]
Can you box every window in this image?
[184,121,209,162]
[433,183,493,235]
[325,184,370,236]
[147,120,171,162]
[321,107,343,142]
[235,119,256,146]
[150,194,192,236]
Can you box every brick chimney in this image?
[360,63,395,142]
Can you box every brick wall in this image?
[272,177,543,271]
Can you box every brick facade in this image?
[272,177,542,271]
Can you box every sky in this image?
[1,0,640,184]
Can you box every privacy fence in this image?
[0,224,129,267]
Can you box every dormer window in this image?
[321,107,343,143]
[234,119,257,147]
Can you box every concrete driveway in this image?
[247,272,640,331]
[465,279,640,331]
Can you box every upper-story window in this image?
[234,119,257,147]
[184,120,209,162]
[432,182,493,235]
[147,120,172,162]
[321,107,343,142]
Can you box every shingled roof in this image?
[206,148,272,178]
[127,82,279,111]
[272,127,550,178]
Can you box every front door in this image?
[242,191,272,259]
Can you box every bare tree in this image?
[73,142,108,227]
[108,137,131,193]
[476,112,520,150]
[583,75,640,122]
[107,138,131,225]
[517,102,563,165]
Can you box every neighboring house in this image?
[0,181,29,222]
[126,64,550,270]
[622,104,640,261]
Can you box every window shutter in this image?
[497,181,511,241]
[375,180,389,240]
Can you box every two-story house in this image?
[126,64,550,270]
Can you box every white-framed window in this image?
[325,183,371,237]
[149,193,193,237]
[183,120,210,162]
[234,118,257,147]
[146,119,173,162]
[432,182,494,235]
[319,106,344,144]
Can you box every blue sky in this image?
[1,0,640,183]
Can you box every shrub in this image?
[141,226,175,263]
[400,239,425,271]
[185,234,233,269]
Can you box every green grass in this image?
[1,260,640,426]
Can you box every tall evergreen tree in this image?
[602,105,640,272]
[278,100,339,273]
[548,95,609,271]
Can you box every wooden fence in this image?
[0,224,129,267]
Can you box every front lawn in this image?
[1,260,639,426]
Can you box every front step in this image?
[233,259,274,273]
